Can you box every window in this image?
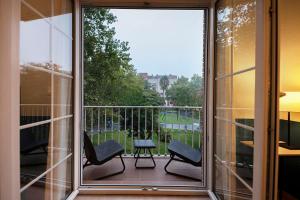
[213,0,256,198]
[20,0,73,199]
[81,7,207,189]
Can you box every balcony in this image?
[82,106,203,186]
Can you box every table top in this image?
[134,139,156,148]
[240,140,300,156]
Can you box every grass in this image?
[159,112,199,125]
[89,129,202,155]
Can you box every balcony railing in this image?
[84,106,203,156]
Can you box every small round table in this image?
[133,139,156,168]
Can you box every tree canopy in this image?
[83,8,163,106]
[166,74,203,106]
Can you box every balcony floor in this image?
[83,157,202,186]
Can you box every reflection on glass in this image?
[54,75,73,118]
[52,118,73,165]
[23,0,52,18]
[20,123,51,187]
[215,120,232,161]
[53,0,73,37]
[232,0,256,73]
[21,174,51,200]
[52,28,73,74]
[21,2,51,68]
[52,158,72,199]
[216,78,232,119]
[20,0,73,199]
[232,71,255,125]
[215,0,233,77]
[234,125,254,186]
[20,68,51,125]
[214,160,252,199]
[214,0,256,198]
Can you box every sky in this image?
[110,9,205,78]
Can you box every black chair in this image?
[164,140,202,181]
[20,126,49,155]
[83,131,125,180]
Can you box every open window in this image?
[80,6,208,190]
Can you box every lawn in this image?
[89,129,202,155]
[159,112,200,125]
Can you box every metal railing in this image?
[84,106,203,156]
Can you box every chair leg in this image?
[164,154,202,182]
[95,154,126,180]
[83,160,90,169]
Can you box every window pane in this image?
[53,0,73,36]
[54,75,73,118]
[232,0,256,73]
[20,123,51,186]
[215,0,233,77]
[214,0,256,197]
[20,68,51,125]
[23,0,52,18]
[52,118,73,165]
[215,120,232,161]
[232,71,255,126]
[21,174,51,200]
[20,3,51,68]
[216,77,232,120]
[214,159,252,199]
[52,28,73,75]
[52,158,73,199]
[234,125,254,186]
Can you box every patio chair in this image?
[83,131,125,180]
[164,140,202,181]
[20,126,49,155]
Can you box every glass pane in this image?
[20,123,51,186]
[214,160,252,199]
[215,0,233,77]
[215,119,232,161]
[233,125,254,186]
[52,157,73,199]
[20,3,51,68]
[232,0,256,73]
[53,0,73,37]
[20,68,51,125]
[216,77,232,120]
[52,28,73,75]
[232,71,255,126]
[23,0,52,18]
[53,75,73,118]
[52,118,73,165]
[21,174,51,200]
[214,0,256,197]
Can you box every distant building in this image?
[138,73,178,105]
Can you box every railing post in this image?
[104,108,107,142]
[124,108,127,155]
[111,108,114,140]
[185,109,187,144]
[138,108,140,139]
[118,108,120,143]
[192,109,194,148]
[97,108,100,145]
[158,108,160,156]
[131,108,134,156]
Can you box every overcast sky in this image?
[111,9,204,78]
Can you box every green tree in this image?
[159,75,169,103]
[83,8,163,107]
[166,74,203,106]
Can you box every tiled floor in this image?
[83,157,202,186]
